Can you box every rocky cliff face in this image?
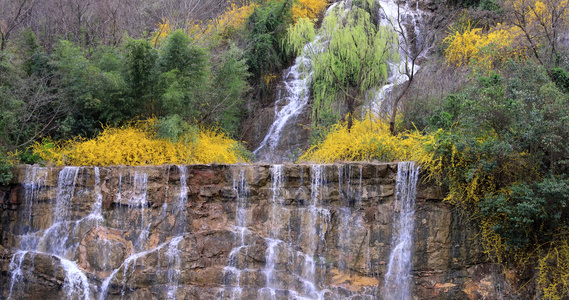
[0,163,522,299]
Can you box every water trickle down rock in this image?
[164,165,189,299]
[337,165,366,273]
[366,0,432,116]
[299,165,331,299]
[9,166,93,300]
[252,3,340,163]
[384,161,419,300]
[258,164,285,299]
[221,168,251,299]
[1,163,513,299]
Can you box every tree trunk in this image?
[390,79,412,135]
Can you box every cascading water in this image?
[296,165,331,299]
[222,168,251,299]
[99,166,189,299]
[258,164,285,299]
[367,0,431,115]
[384,161,419,299]
[164,166,189,299]
[9,166,93,300]
[337,165,364,271]
[252,44,314,163]
[254,0,431,161]
[252,4,339,163]
[128,172,150,253]
[9,165,192,300]
[4,162,426,299]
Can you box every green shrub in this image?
[0,148,15,185]
[481,176,569,250]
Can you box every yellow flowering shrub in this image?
[443,20,522,72]
[187,0,328,44]
[152,19,172,47]
[32,119,250,166]
[293,0,329,21]
[189,2,258,43]
[537,241,569,300]
[299,114,437,166]
[444,0,569,72]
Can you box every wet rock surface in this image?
[0,163,528,299]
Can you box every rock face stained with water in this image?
[0,163,521,299]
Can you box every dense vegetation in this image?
[0,0,328,174]
[301,0,569,297]
[2,0,569,297]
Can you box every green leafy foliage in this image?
[211,44,251,135]
[413,59,569,281]
[0,148,15,185]
[125,39,158,107]
[552,67,569,93]
[0,23,254,163]
[287,2,398,128]
[481,177,569,250]
[155,30,211,120]
[244,0,293,95]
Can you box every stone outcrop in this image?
[0,163,526,299]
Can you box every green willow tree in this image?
[287,3,398,129]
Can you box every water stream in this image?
[252,4,339,163]
[9,166,93,300]
[5,162,421,299]
[255,0,431,163]
[367,0,431,115]
[384,162,419,299]
[221,168,251,299]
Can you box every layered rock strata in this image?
[0,163,518,299]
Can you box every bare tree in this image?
[505,0,569,69]
[380,1,439,134]
[1,74,68,150]
[0,0,36,51]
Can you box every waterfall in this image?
[99,240,172,300]
[258,164,284,299]
[222,168,250,299]
[166,236,184,299]
[164,165,189,299]
[367,0,431,115]
[253,4,338,163]
[4,163,418,299]
[384,161,419,299]
[253,0,431,158]
[128,172,150,253]
[9,166,92,300]
[18,166,48,250]
[252,40,314,163]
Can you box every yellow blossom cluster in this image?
[443,21,521,71]
[32,119,249,166]
[299,114,438,166]
[293,0,329,21]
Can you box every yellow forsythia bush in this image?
[443,20,520,71]
[537,241,569,300]
[299,114,438,167]
[32,119,250,166]
[189,2,258,42]
[444,0,569,71]
[293,0,329,21]
[152,19,172,47]
[188,0,328,43]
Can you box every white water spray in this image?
[384,161,419,299]
[9,167,92,300]
[367,0,431,115]
[253,4,339,163]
